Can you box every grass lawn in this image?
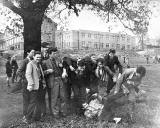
[0,56,160,128]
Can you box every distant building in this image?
[0,32,5,52]
[41,16,57,48]
[55,30,136,50]
[0,16,57,52]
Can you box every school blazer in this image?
[43,59,56,88]
[26,60,44,90]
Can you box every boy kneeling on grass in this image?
[83,66,146,127]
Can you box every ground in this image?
[0,55,160,128]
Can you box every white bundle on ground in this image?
[83,99,104,118]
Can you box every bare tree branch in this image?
[1,0,24,16]
[34,0,52,12]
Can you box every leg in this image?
[51,79,60,115]
[7,76,11,87]
[77,86,86,115]
[72,85,80,114]
[38,84,46,117]
[22,82,30,117]
[61,81,71,115]
[26,90,39,121]
[106,75,115,94]
[46,86,53,115]
[12,71,16,83]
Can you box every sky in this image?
[65,8,160,39]
[64,0,160,40]
[67,10,132,35]
[1,1,160,40]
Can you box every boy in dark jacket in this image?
[6,56,12,87]
[11,56,18,83]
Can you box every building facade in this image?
[55,30,136,50]
[0,16,57,52]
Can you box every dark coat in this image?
[104,54,122,74]
[43,58,62,88]
[11,60,18,72]
[6,60,12,77]
[16,58,29,80]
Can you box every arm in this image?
[15,61,18,70]
[114,70,131,94]
[115,56,123,74]
[42,60,54,76]
[25,62,34,90]
[104,65,114,76]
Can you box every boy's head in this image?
[97,58,104,68]
[136,66,146,78]
[48,47,58,58]
[33,51,42,63]
[109,49,116,59]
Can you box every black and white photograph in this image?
[0,0,160,128]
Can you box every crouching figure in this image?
[98,66,146,127]
[83,66,146,127]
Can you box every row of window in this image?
[0,44,21,50]
[80,33,131,42]
[81,41,130,49]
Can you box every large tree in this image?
[0,0,151,57]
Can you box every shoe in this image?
[41,113,46,118]
[113,117,122,124]
[22,117,31,124]
[59,112,67,117]
[53,114,60,119]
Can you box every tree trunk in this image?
[23,14,43,58]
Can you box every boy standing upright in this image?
[25,51,45,123]
[43,47,66,117]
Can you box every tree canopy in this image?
[0,0,152,34]
[0,0,153,56]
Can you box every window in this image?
[81,33,85,38]
[94,43,98,49]
[106,43,109,48]
[106,35,109,40]
[88,33,91,38]
[94,34,98,38]
[121,45,125,50]
[116,44,120,49]
[99,43,104,48]
[127,45,130,49]
[122,36,125,41]
[82,41,85,47]
[99,35,103,39]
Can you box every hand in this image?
[43,84,46,89]
[114,90,117,94]
[59,63,63,67]
[118,73,121,79]
[113,76,117,82]
[69,65,75,71]
[92,93,98,98]
[47,69,53,73]
[27,85,33,92]
[62,72,68,78]
[86,88,90,93]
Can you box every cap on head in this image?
[109,49,116,54]
[48,47,58,54]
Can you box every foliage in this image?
[0,0,152,35]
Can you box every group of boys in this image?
[15,47,146,126]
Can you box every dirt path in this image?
[0,64,160,128]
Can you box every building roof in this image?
[43,15,57,26]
